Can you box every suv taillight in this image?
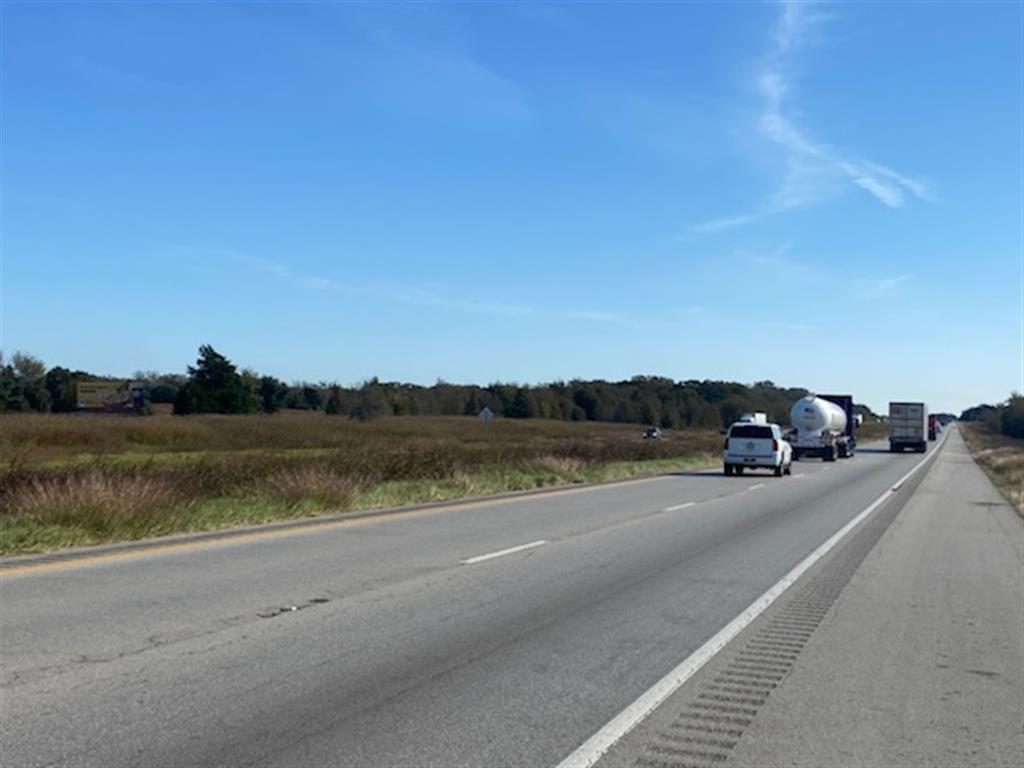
[772,439,779,451]
[723,438,729,450]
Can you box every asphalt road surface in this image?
[2,426,1020,767]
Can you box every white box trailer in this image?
[739,412,768,425]
[889,402,928,452]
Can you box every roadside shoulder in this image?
[592,428,1022,768]
[724,425,1023,766]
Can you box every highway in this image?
[1,426,1021,767]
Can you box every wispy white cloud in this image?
[224,250,357,294]
[194,246,620,323]
[296,275,346,292]
[742,242,797,268]
[692,211,767,233]
[388,288,623,323]
[693,1,933,232]
[392,287,538,318]
[851,273,914,299]
[563,309,622,322]
[340,6,534,127]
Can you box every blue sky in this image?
[2,1,1020,414]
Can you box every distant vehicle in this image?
[789,394,858,461]
[928,414,939,441]
[643,427,662,440]
[738,412,768,425]
[723,421,792,477]
[890,402,928,452]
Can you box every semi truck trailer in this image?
[890,402,928,452]
[790,394,859,461]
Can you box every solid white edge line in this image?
[664,502,696,512]
[748,483,766,490]
[555,434,947,768]
[460,540,547,565]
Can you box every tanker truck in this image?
[789,394,859,461]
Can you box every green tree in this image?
[324,384,345,415]
[172,381,203,415]
[258,375,289,414]
[12,352,50,412]
[301,385,323,410]
[45,366,78,412]
[0,354,28,412]
[173,345,254,414]
[507,388,538,419]
[351,380,387,421]
[1002,394,1024,438]
[134,371,187,404]
[240,369,262,413]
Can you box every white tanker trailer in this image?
[789,394,860,461]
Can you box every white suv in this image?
[723,421,792,477]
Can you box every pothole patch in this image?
[257,597,330,619]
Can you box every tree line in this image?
[1,345,881,429]
[960,395,1024,439]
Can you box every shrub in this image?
[1002,395,1024,438]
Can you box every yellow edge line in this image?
[0,473,677,577]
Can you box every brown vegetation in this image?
[961,422,1023,515]
[0,413,721,555]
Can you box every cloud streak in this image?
[852,273,914,299]
[694,1,933,232]
[209,248,620,324]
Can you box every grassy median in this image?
[960,422,1023,516]
[0,413,722,555]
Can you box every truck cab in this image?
[723,421,793,477]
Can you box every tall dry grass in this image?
[0,413,722,553]
[961,422,1023,515]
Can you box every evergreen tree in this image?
[258,375,289,414]
[173,345,254,414]
[45,366,78,412]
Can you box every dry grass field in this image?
[960,422,1023,515]
[0,413,722,555]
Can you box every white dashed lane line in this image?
[460,540,547,565]
[663,502,696,512]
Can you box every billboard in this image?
[77,380,144,412]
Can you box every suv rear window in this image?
[729,425,773,439]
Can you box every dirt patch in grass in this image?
[961,422,1023,516]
